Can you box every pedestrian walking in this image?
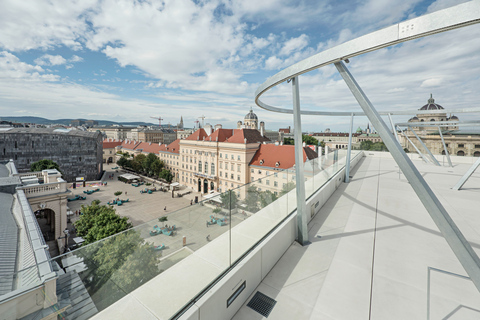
[164,206,167,211]
[125,191,127,195]
[190,200,193,205]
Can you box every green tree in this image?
[302,135,318,145]
[359,140,373,150]
[220,190,238,210]
[159,169,173,183]
[280,181,296,196]
[143,153,158,175]
[30,159,61,173]
[117,156,128,167]
[158,216,168,227]
[245,186,260,213]
[76,230,159,310]
[260,190,278,207]
[284,135,320,146]
[151,159,164,177]
[74,202,132,245]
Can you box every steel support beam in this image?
[438,126,452,167]
[410,128,441,166]
[452,156,480,191]
[291,76,308,245]
[401,130,430,164]
[334,60,480,293]
[388,113,400,143]
[345,113,354,183]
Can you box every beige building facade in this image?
[401,95,480,157]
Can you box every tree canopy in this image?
[359,141,388,151]
[280,181,296,196]
[117,153,168,180]
[75,202,132,245]
[245,186,260,213]
[30,159,61,173]
[220,190,238,210]
[284,135,321,146]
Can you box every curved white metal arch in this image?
[255,0,480,115]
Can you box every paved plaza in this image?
[65,163,248,257]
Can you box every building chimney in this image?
[260,121,265,136]
[204,124,213,136]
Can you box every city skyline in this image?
[1,0,479,132]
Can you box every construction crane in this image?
[198,115,206,128]
[150,116,163,126]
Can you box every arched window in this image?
[457,150,465,156]
[198,161,202,172]
[205,162,208,174]
[474,151,480,157]
[211,163,215,175]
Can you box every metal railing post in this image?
[292,76,309,245]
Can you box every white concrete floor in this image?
[233,154,480,320]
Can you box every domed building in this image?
[402,95,480,157]
[407,94,458,132]
[238,108,259,130]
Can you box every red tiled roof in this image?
[103,139,123,149]
[185,128,209,141]
[279,128,290,133]
[206,129,234,142]
[249,144,318,169]
[164,139,180,154]
[120,140,142,151]
[135,141,167,154]
[227,129,270,144]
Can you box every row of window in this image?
[219,162,241,172]
[219,153,241,161]
[198,161,215,175]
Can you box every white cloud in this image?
[420,78,443,88]
[0,0,96,51]
[265,56,283,70]
[34,54,67,66]
[279,34,309,56]
[70,55,84,63]
[0,51,59,81]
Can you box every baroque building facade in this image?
[402,95,480,157]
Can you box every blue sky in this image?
[0,0,479,132]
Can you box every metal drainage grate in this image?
[247,291,277,318]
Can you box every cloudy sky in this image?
[0,0,479,132]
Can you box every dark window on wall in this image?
[458,144,464,148]
[475,145,480,148]
[32,141,34,148]
[15,141,17,148]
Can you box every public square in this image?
[64,163,248,258]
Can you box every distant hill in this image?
[0,116,169,127]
